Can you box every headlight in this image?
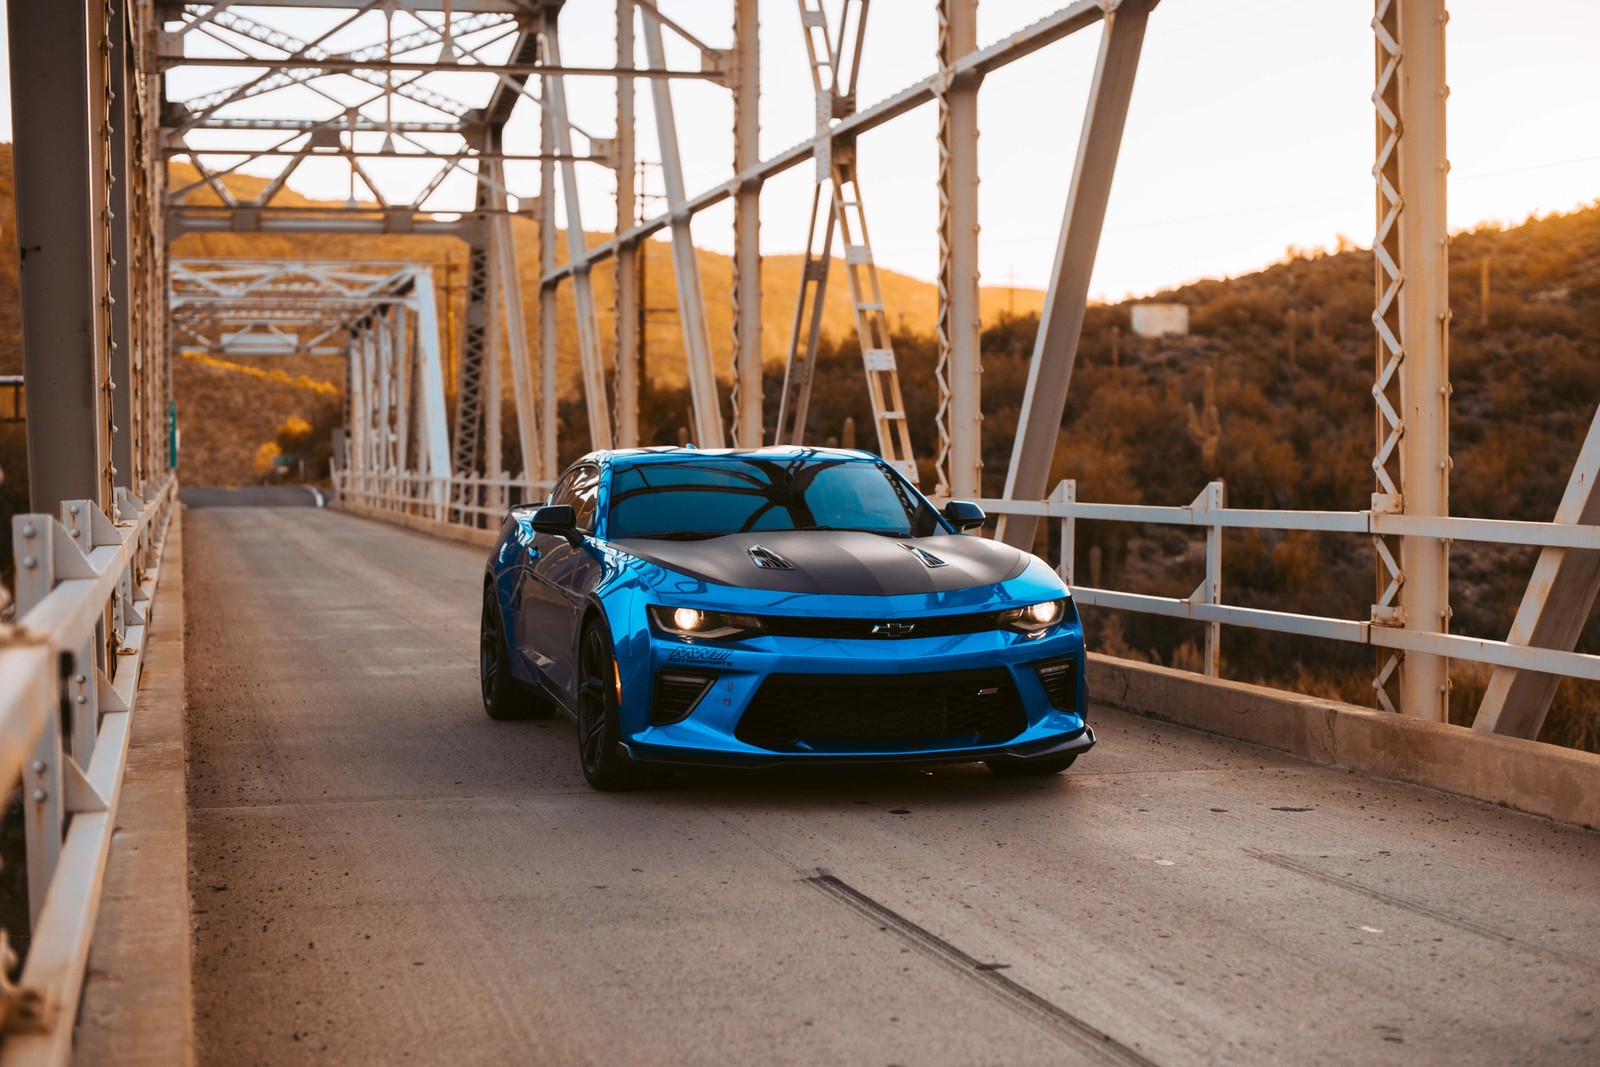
[999,598,1067,635]
[649,605,766,641]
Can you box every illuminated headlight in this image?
[999,598,1067,635]
[649,605,766,641]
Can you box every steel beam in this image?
[1473,409,1600,738]
[997,0,1152,549]
[486,163,543,482]
[1371,0,1451,720]
[163,56,722,81]
[412,268,454,516]
[640,7,725,449]
[540,0,1110,286]
[730,0,763,447]
[539,96,561,481]
[936,0,982,499]
[107,1,138,490]
[541,16,614,451]
[613,0,640,450]
[10,0,115,512]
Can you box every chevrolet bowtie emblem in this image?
[872,622,916,637]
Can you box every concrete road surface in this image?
[183,506,1600,1066]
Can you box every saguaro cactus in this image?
[1186,364,1222,473]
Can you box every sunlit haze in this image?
[2,0,1596,300]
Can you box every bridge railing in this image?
[977,480,1600,695]
[0,475,177,1065]
[331,469,553,528]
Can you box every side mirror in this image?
[529,503,583,545]
[943,500,986,532]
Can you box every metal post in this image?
[996,0,1151,549]
[540,14,614,451]
[613,0,641,449]
[640,7,726,449]
[411,266,454,517]
[1198,480,1224,677]
[485,159,541,482]
[936,0,982,500]
[1052,479,1076,585]
[1372,0,1450,720]
[107,0,137,490]
[539,107,561,484]
[10,0,116,513]
[730,0,763,447]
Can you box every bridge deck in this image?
[182,503,1600,1066]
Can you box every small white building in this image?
[1130,303,1189,338]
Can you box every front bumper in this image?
[616,625,1090,769]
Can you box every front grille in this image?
[652,670,715,725]
[758,610,1002,641]
[1034,657,1077,710]
[735,668,1026,751]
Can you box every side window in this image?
[549,469,583,510]
[572,466,601,532]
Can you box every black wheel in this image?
[985,754,1078,777]
[577,621,671,791]
[480,584,554,721]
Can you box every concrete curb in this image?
[76,509,195,1066]
[1088,653,1600,831]
[333,499,498,549]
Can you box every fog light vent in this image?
[652,670,716,725]
[1034,658,1077,711]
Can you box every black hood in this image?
[612,530,1030,596]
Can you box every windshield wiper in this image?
[630,530,729,541]
[795,525,907,537]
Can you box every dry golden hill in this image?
[166,162,1045,397]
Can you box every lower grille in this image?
[735,668,1026,751]
[652,670,715,725]
[1034,657,1077,710]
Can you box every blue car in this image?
[479,446,1093,790]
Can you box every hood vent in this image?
[748,544,796,570]
[900,543,948,568]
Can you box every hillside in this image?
[4,148,1600,748]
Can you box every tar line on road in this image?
[805,870,1160,1067]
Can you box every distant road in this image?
[182,484,325,509]
[181,504,1600,1066]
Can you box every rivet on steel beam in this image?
[21,523,35,538]
[76,694,88,705]
[70,528,81,539]
[32,791,46,802]
[31,761,44,773]
[75,674,87,685]
[70,505,81,516]
[22,557,36,569]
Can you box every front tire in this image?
[985,754,1078,777]
[480,584,554,721]
[577,620,671,791]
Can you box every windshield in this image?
[607,458,944,540]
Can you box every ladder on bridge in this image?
[776,0,918,482]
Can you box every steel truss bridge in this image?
[0,2,1597,1064]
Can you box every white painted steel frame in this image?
[977,486,1600,689]
[0,476,177,1066]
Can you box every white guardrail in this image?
[330,468,1600,688]
[332,469,552,527]
[0,476,177,1066]
[977,479,1600,686]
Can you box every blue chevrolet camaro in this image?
[479,446,1093,789]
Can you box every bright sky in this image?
[2,0,1597,300]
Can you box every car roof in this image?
[580,445,884,469]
